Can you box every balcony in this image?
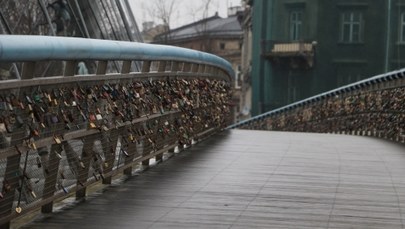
[262,40,316,69]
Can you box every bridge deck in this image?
[22,130,405,229]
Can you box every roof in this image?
[154,14,242,42]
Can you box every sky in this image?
[129,0,242,31]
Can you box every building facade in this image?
[153,12,242,75]
[248,0,405,116]
[239,1,253,120]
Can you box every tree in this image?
[142,0,180,43]
[188,0,217,52]
[146,0,178,30]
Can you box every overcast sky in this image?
[129,0,242,31]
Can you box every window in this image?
[337,66,363,86]
[340,11,363,43]
[400,12,405,43]
[235,65,242,89]
[290,11,303,41]
[220,42,226,50]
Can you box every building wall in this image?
[239,1,253,120]
[249,0,405,116]
[167,38,241,63]
[315,0,386,94]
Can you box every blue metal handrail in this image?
[0,35,234,79]
[229,68,405,129]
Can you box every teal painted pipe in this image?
[0,35,234,79]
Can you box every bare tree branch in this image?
[147,0,180,30]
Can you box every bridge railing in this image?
[0,35,233,227]
[230,69,404,143]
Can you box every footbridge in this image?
[0,35,403,229]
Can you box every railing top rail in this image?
[0,35,234,80]
[228,68,405,129]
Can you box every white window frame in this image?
[290,11,303,41]
[340,11,363,43]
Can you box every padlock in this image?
[31,128,39,137]
[25,94,33,104]
[129,133,134,142]
[39,105,46,113]
[33,93,42,103]
[15,207,22,214]
[18,100,25,110]
[46,92,52,103]
[31,142,37,150]
[89,122,97,129]
[89,113,96,121]
[29,189,37,198]
[51,114,59,123]
[6,101,13,111]
[121,149,129,157]
[55,151,62,159]
[54,135,62,144]
[96,114,103,121]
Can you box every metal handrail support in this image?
[0,35,234,228]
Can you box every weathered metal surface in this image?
[21,130,405,228]
[0,35,234,78]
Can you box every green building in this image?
[249,0,405,115]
